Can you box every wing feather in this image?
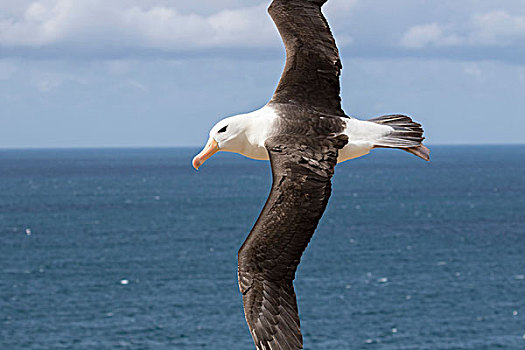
[238,134,347,349]
[268,0,344,115]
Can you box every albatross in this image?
[192,0,429,349]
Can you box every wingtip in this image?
[408,144,430,161]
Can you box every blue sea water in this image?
[0,146,524,350]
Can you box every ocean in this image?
[1,146,524,349]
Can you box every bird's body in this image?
[192,1,429,349]
[216,104,428,164]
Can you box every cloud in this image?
[469,11,525,46]
[463,63,484,82]
[29,68,88,92]
[400,23,462,48]
[125,78,148,92]
[1,0,523,63]
[401,11,525,49]
[324,0,359,17]
[0,0,362,59]
[36,77,62,92]
[0,0,276,51]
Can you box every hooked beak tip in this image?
[192,157,201,170]
[192,138,219,171]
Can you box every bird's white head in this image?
[192,115,249,170]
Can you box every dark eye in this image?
[218,125,228,133]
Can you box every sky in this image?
[0,0,524,148]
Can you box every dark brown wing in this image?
[268,0,344,116]
[238,134,347,350]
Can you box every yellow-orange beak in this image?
[192,138,219,170]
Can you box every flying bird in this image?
[192,0,429,349]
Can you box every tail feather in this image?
[369,114,430,161]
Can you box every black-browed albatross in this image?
[192,0,429,349]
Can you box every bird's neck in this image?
[229,106,278,160]
[243,105,278,147]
